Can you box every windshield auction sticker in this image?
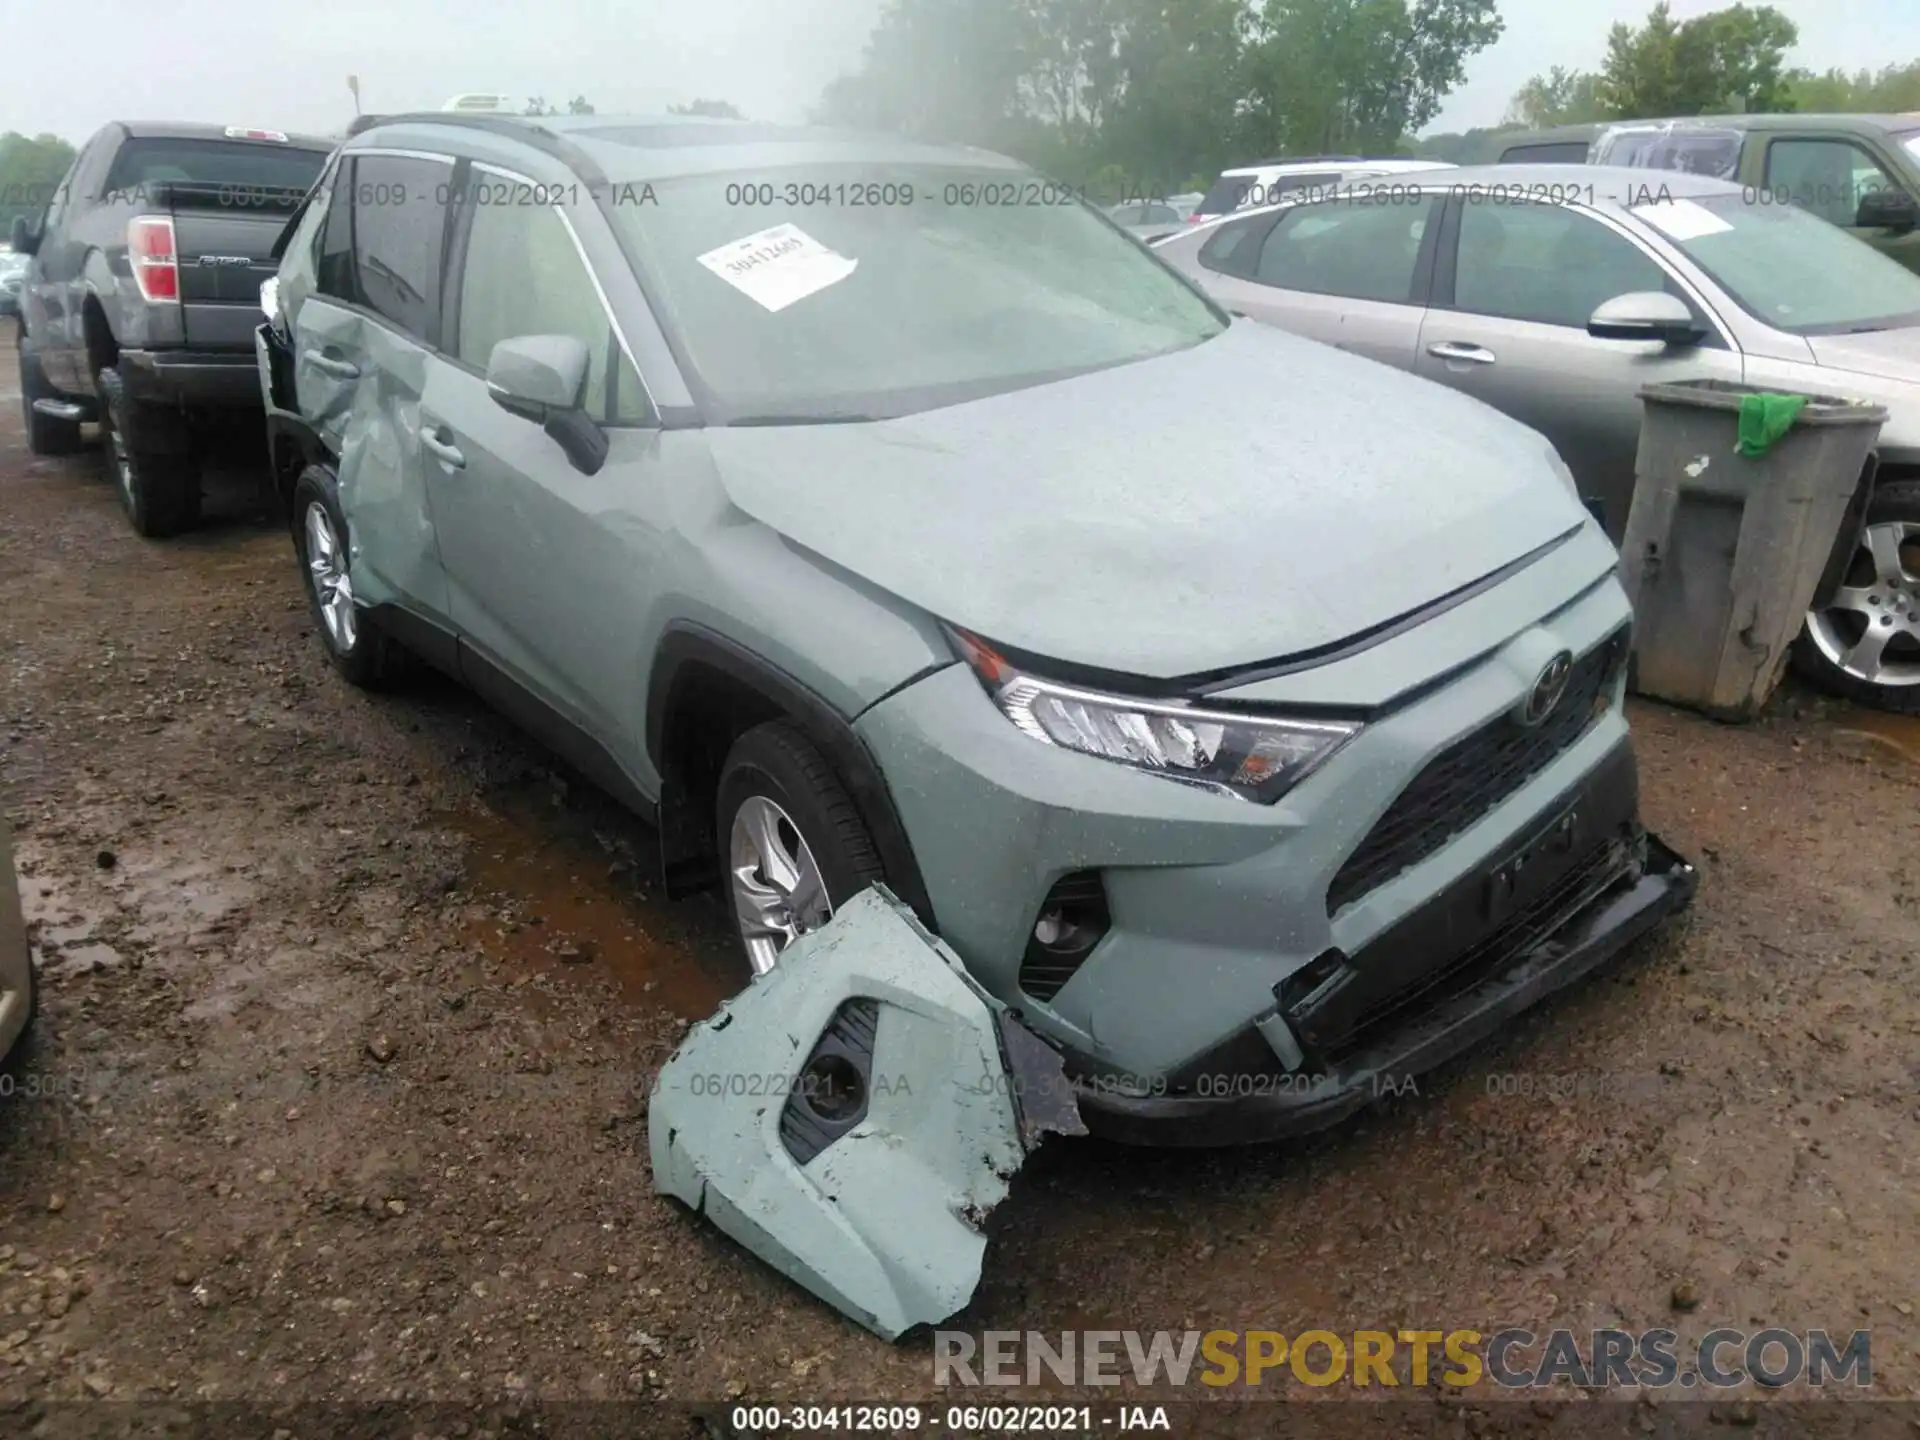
[697,223,858,312]
[1631,196,1733,241]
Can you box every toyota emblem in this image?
[1520,651,1574,727]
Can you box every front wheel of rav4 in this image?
[290,466,400,689]
[715,721,884,977]
[1794,479,1920,713]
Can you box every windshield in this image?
[1905,132,1920,166]
[103,139,329,196]
[1640,193,1920,334]
[604,164,1226,422]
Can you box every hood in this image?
[704,322,1586,679]
[1807,326,1920,388]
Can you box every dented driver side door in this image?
[292,150,454,623]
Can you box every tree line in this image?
[1426,2,1920,164]
[812,0,1507,196]
[5,0,1919,234]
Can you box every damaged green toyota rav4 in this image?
[259,113,1696,1155]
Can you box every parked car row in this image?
[0,250,26,318]
[1189,155,1456,225]
[1152,160,1920,713]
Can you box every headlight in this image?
[951,629,1358,804]
[259,275,281,322]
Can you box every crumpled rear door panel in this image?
[292,298,448,618]
[650,887,1084,1341]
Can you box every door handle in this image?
[302,348,360,379]
[422,429,466,470]
[1426,341,1497,365]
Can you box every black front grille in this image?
[1327,836,1630,1061]
[1327,629,1628,914]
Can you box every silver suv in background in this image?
[1152,165,1920,711]
[257,112,1693,1146]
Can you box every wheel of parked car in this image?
[1795,478,1920,714]
[18,330,83,457]
[290,465,402,688]
[96,366,201,537]
[714,722,885,978]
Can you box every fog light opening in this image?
[801,1054,865,1123]
[1019,871,1112,1004]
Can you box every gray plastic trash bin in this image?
[1617,380,1888,722]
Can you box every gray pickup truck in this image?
[11,122,333,535]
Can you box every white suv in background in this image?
[1188,158,1456,224]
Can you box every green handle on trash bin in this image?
[1736,392,1808,458]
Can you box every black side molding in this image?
[456,642,656,823]
[645,624,938,932]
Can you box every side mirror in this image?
[1587,291,1705,347]
[1856,188,1919,233]
[485,334,607,476]
[9,215,38,256]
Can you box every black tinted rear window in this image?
[1198,215,1264,274]
[1499,142,1592,165]
[104,139,329,195]
[1196,176,1252,215]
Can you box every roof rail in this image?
[336,111,609,188]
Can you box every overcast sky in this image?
[2,0,1916,146]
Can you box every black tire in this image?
[1793,477,1920,714]
[714,721,885,979]
[18,331,83,456]
[97,366,200,537]
[289,465,402,689]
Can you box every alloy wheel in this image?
[1805,519,1920,691]
[303,502,358,654]
[728,794,832,975]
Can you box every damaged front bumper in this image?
[648,887,1084,1342]
[1075,827,1697,1147]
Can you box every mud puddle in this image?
[444,781,736,1020]
[1827,706,1920,766]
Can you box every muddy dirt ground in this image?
[0,328,1916,1426]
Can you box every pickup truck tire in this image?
[1794,477,1920,713]
[715,721,886,979]
[290,465,402,689]
[97,366,201,537]
[19,337,83,456]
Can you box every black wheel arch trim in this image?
[645,623,939,932]
[268,414,335,513]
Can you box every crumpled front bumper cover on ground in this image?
[648,887,1084,1342]
[1075,829,1698,1147]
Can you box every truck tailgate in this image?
[160,182,304,350]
